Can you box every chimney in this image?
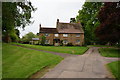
[39,24,41,33]
[57,19,59,23]
[77,19,80,23]
[56,19,59,28]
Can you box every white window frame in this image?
[44,33,49,37]
[63,34,68,37]
[54,34,59,37]
[76,34,80,37]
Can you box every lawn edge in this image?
[105,64,115,78]
[29,59,64,78]
[98,48,120,58]
[11,43,89,55]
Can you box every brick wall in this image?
[40,33,84,46]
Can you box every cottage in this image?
[39,19,84,46]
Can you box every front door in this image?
[53,39,60,46]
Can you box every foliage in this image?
[21,32,38,42]
[99,48,120,57]
[41,35,46,46]
[2,1,36,42]
[67,43,73,46]
[76,2,103,45]
[3,43,63,78]
[107,61,120,80]
[12,43,89,55]
[95,2,120,44]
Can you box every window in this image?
[63,34,68,37]
[76,34,80,37]
[44,33,49,37]
[76,39,80,43]
[63,39,68,44]
[54,34,59,37]
[45,40,50,44]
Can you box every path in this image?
[42,47,119,78]
[12,44,74,58]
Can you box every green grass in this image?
[12,43,88,55]
[107,61,120,80]
[99,48,120,57]
[2,43,63,78]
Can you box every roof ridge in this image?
[59,22,79,24]
[41,27,56,28]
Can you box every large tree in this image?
[76,2,103,45]
[21,32,38,42]
[95,2,120,45]
[2,1,36,42]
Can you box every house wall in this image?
[39,33,84,46]
[39,33,54,45]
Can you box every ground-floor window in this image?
[44,33,49,37]
[45,39,50,44]
[63,39,68,44]
[76,39,80,44]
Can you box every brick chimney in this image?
[39,24,41,33]
[56,19,59,28]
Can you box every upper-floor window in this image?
[44,33,49,37]
[76,34,80,37]
[63,34,68,37]
[54,34,59,37]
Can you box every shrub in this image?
[67,43,73,46]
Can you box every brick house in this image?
[39,19,84,46]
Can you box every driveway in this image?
[42,47,119,78]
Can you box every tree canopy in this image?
[76,2,103,45]
[2,1,36,42]
[21,32,38,42]
[95,2,120,44]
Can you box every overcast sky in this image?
[19,0,85,38]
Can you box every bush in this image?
[67,43,73,46]
[41,35,46,46]
[60,40,63,46]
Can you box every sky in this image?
[19,0,85,38]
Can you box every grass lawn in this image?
[2,43,63,78]
[99,48,120,57]
[107,61,120,80]
[12,43,88,55]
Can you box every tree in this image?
[41,35,46,46]
[76,2,103,45]
[2,1,36,42]
[21,32,38,42]
[95,2,120,45]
